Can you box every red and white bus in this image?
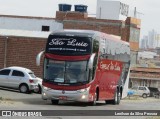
[36,30,130,105]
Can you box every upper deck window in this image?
[46,35,92,56]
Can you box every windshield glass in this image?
[44,59,88,85]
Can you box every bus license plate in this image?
[59,96,67,100]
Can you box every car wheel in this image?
[34,85,42,94]
[142,93,147,98]
[19,84,29,93]
[51,100,59,105]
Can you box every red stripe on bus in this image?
[45,53,90,61]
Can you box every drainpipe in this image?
[4,37,8,68]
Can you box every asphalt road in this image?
[0,87,160,119]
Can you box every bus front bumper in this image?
[42,86,92,102]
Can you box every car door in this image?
[138,86,145,96]
[0,69,11,87]
[8,70,25,89]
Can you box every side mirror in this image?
[88,53,96,69]
[36,51,44,66]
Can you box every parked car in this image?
[148,87,160,98]
[0,66,40,93]
[129,86,150,98]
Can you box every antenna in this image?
[134,7,144,18]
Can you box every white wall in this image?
[0,16,63,31]
[96,0,129,20]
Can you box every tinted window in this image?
[12,70,24,77]
[46,35,92,56]
[0,69,10,75]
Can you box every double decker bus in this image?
[36,30,130,105]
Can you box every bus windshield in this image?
[44,59,88,85]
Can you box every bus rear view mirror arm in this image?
[36,51,44,66]
[88,53,96,69]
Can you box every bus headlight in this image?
[77,89,87,93]
[43,86,51,90]
[77,87,90,93]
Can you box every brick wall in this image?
[0,37,5,68]
[0,36,46,78]
[56,11,141,45]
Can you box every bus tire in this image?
[89,91,97,106]
[51,100,59,105]
[113,88,121,105]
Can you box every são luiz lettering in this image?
[49,38,88,47]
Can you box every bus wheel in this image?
[113,89,121,105]
[89,92,97,106]
[51,100,59,105]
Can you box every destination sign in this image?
[46,35,92,55]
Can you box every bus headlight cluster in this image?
[77,87,90,93]
[43,86,51,90]
[77,89,87,93]
[81,95,86,99]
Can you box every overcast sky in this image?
[0,0,159,38]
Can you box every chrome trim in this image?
[36,51,44,66]
[88,53,96,69]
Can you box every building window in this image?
[42,26,50,31]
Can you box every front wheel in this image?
[89,92,97,106]
[142,93,147,98]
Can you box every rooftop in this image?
[0,29,50,39]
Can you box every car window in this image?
[139,87,145,90]
[0,69,10,75]
[12,70,25,77]
[28,72,36,78]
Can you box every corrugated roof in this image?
[0,29,50,38]
[130,72,160,80]
[130,67,160,73]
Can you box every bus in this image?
[36,29,130,105]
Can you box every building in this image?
[96,0,129,20]
[140,35,148,49]
[0,29,49,77]
[130,67,160,90]
[148,29,157,49]
[0,15,63,32]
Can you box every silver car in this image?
[0,66,39,93]
[129,86,150,98]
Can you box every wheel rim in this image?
[115,91,118,102]
[94,93,97,104]
[20,85,27,93]
[143,94,147,98]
